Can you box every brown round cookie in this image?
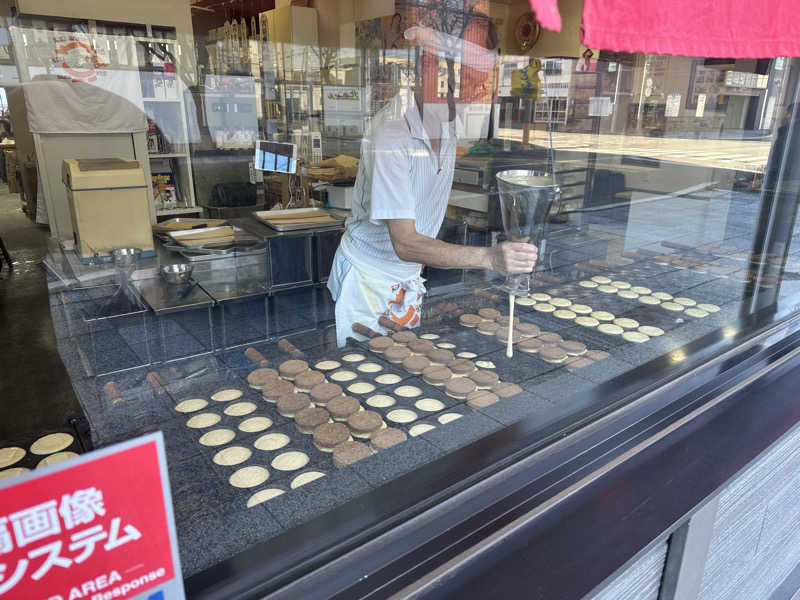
[262,378,295,402]
[392,330,417,345]
[495,315,521,327]
[518,337,544,354]
[313,422,350,451]
[496,328,521,344]
[447,358,476,375]
[492,382,523,398]
[369,336,395,353]
[539,344,568,363]
[559,340,587,356]
[403,355,431,374]
[445,377,476,399]
[370,427,407,452]
[459,313,482,327]
[467,389,500,409]
[516,322,541,337]
[332,440,372,468]
[426,348,456,365]
[294,369,325,391]
[277,392,311,417]
[328,395,361,421]
[422,366,453,386]
[279,359,309,380]
[469,369,500,388]
[310,382,343,406]
[536,332,563,344]
[477,320,501,335]
[585,349,610,361]
[408,339,436,354]
[384,345,412,364]
[295,406,330,434]
[478,307,501,320]
[347,410,384,439]
[565,357,595,371]
[247,368,280,389]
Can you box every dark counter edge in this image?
[183,301,800,600]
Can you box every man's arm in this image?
[386,219,538,276]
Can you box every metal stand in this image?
[0,235,12,271]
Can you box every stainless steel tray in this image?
[253,207,345,232]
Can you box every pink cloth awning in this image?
[531,0,800,57]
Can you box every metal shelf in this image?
[156,206,203,216]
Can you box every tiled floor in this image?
[0,187,82,442]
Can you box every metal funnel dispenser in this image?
[496,170,560,296]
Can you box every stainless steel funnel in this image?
[496,169,560,295]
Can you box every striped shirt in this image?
[340,97,457,276]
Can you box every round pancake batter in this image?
[515,296,536,306]
[357,362,383,373]
[199,429,235,446]
[662,301,685,312]
[30,433,74,455]
[652,292,673,301]
[685,307,709,318]
[224,402,257,417]
[591,275,612,284]
[254,433,290,451]
[387,409,418,424]
[598,323,624,335]
[457,351,478,359]
[395,385,422,398]
[531,292,551,302]
[698,303,721,313]
[631,286,652,295]
[0,447,25,469]
[230,466,269,488]
[590,311,614,322]
[175,398,208,413]
[533,303,556,313]
[213,446,251,466]
[571,304,592,315]
[639,296,661,305]
[674,297,697,306]
[553,309,576,320]
[618,290,639,299]
[438,413,463,424]
[342,353,366,362]
[271,451,310,471]
[622,331,650,343]
[366,394,396,408]
[638,325,665,337]
[187,413,221,429]
[575,316,600,327]
[291,471,327,488]
[578,280,598,288]
[409,423,436,436]
[37,452,78,468]
[415,398,446,412]
[239,417,273,433]
[330,370,358,382]
[315,360,341,371]
[375,373,402,385]
[550,297,572,308]
[211,389,243,402]
[247,488,285,507]
[613,318,639,329]
[0,467,29,480]
[348,382,376,395]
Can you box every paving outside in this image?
[0,186,82,442]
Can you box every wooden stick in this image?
[278,338,304,358]
[352,322,380,338]
[378,315,401,332]
[244,347,269,367]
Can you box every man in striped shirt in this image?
[328,18,538,347]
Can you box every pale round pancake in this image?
[530,293,551,302]
[230,466,269,488]
[387,409,418,424]
[315,360,341,371]
[224,402,257,417]
[357,362,383,373]
[211,389,243,402]
[348,382,376,395]
[652,292,673,301]
[271,451,310,471]
[254,433,291,451]
[515,296,536,306]
[37,452,78,468]
[674,297,697,306]
[685,307,709,318]
[366,394,396,408]
[533,303,556,313]
[578,280,598,288]
[622,331,650,343]
[618,290,639,299]
[576,316,600,327]
[638,325,665,337]
[631,286,652,295]
[175,398,208,413]
[247,488,285,507]
[598,323,624,335]
[611,281,630,289]
[409,423,436,436]
[187,413,221,429]
[457,352,478,359]
[239,417,272,433]
[375,373,402,385]
[291,471,326,489]
[0,447,25,469]
[395,385,422,398]
[415,398,446,412]
[571,304,592,314]
[437,342,456,349]
[591,275,612,284]
[639,295,661,305]
[550,297,572,308]
[420,334,440,340]
[475,360,496,369]
[662,301,685,312]
[590,311,614,322]
[0,467,29,480]
[330,370,358,382]
[213,446,252,466]
[199,429,235,446]
[698,303,721,313]
[30,433,73,455]
[553,309,576,320]
[437,413,463,424]
[597,285,618,294]
[341,353,365,362]
[613,318,639,329]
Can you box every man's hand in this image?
[487,241,538,276]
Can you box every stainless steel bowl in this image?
[112,247,141,266]
[160,263,194,284]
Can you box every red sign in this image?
[0,434,182,600]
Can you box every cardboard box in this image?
[62,158,154,258]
